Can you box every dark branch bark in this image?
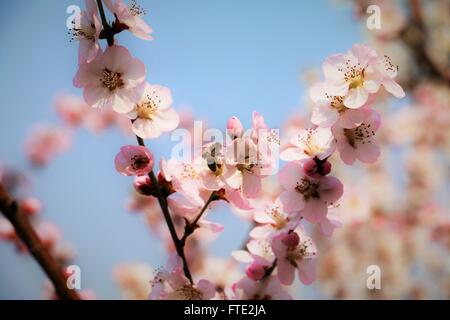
[0,184,80,300]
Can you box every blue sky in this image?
[0,0,360,299]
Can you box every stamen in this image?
[100,68,124,91]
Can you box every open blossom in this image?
[74,45,146,113]
[150,255,215,300]
[280,127,336,161]
[272,230,317,285]
[376,55,405,98]
[127,83,179,139]
[231,276,292,300]
[70,0,101,64]
[278,162,343,223]
[310,82,371,128]
[250,201,301,239]
[225,137,267,199]
[199,143,231,191]
[105,0,153,40]
[332,108,381,165]
[115,145,154,176]
[321,44,404,109]
[322,44,382,109]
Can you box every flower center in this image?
[137,93,161,120]
[343,122,375,148]
[173,285,203,300]
[295,177,320,201]
[338,59,365,89]
[100,68,124,91]
[326,94,347,113]
[267,205,288,229]
[69,17,96,43]
[131,155,150,170]
[287,239,315,266]
[348,73,364,89]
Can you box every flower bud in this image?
[281,231,300,248]
[227,116,243,139]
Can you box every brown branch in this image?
[180,191,218,246]
[0,184,80,300]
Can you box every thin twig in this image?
[0,184,80,300]
[180,191,217,245]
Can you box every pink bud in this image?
[321,161,332,175]
[245,262,266,281]
[281,231,300,248]
[134,175,155,196]
[115,145,154,176]
[20,197,42,216]
[227,116,243,139]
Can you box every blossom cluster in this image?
[8,0,448,301]
[66,0,407,299]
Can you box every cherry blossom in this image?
[280,127,336,161]
[272,230,317,285]
[115,145,154,176]
[332,108,381,165]
[74,45,146,113]
[149,255,216,300]
[70,0,101,64]
[227,116,244,140]
[231,276,292,300]
[225,137,266,199]
[278,161,343,223]
[309,81,371,128]
[322,44,383,109]
[127,83,180,139]
[250,201,300,239]
[105,0,153,40]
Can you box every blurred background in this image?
[0,0,448,299]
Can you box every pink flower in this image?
[280,127,336,161]
[332,108,381,165]
[231,276,292,300]
[24,125,72,167]
[233,239,275,266]
[309,82,371,128]
[225,137,266,199]
[227,116,244,139]
[278,162,343,223]
[376,55,405,98]
[127,83,180,139]
[70,0,101,64]
[160,158,203,203]
[322,44,382,109]
[250,201,301,239]
[74,45,146,113]
[115,145,154,176]
[272,230,317,285]
[105,0,153,40]
[149,255,216,300]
